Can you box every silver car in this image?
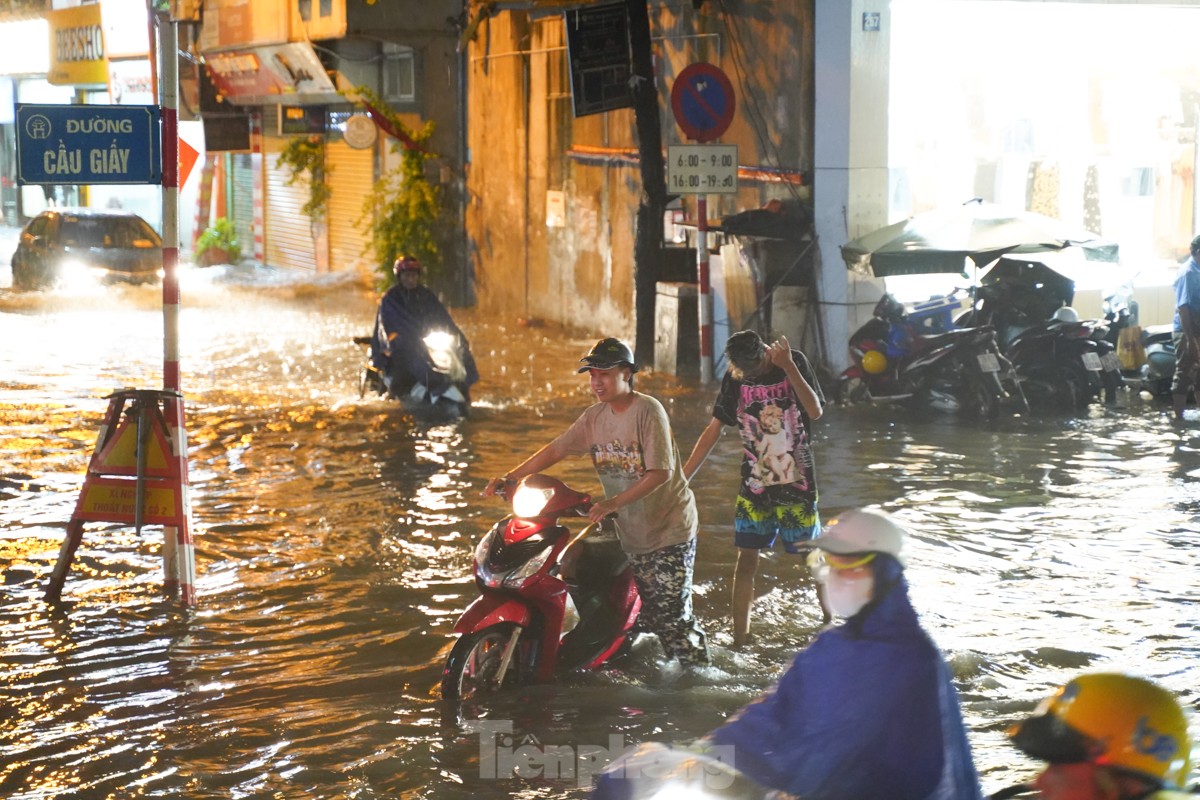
[10,208,163,290]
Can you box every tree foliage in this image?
[353,87,442,288]
[276,134,331,223]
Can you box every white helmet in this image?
[1052,306,1079,323]
[812,508,907,558]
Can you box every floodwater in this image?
[2,269,1199,800]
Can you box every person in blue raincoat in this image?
[706,508,982,800]
[370,255,478,400]
[592,508,983,800]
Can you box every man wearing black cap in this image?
[484,337,709,666]
[1171,235,1200,420]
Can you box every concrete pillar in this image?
[813,0,891,373]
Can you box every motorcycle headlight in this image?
[423,330,455,372]
[512,484,552,518]
[503,545,553,590]
[473,526,555,590]
[423,330,455,351]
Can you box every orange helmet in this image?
[1008,673,1192,789]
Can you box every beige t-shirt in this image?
[554,392,697,555]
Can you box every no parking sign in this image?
[670,62,736,143]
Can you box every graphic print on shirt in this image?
[591,439,645,479]
[737,379,813,494]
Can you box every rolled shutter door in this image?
[327,139,375,276]
[229,153,254,258]
[264,136,316,270]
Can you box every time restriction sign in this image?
[667,144,738,195]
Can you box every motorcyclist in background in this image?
[370,255,479,401]
[1006,672,1195,800]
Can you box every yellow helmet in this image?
[862,349,887,375]
[1008,673,1193,789]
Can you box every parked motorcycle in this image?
[1002,309,1121,410]
[353,328,472,417]
[835,293,1026,418]
[1139,324,1175,399]
[440,474,640,700]
[957,257,1122,411]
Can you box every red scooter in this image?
[440,474,641,700]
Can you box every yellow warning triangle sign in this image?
[91,414,177,478]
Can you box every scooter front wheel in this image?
[441,623,527,700]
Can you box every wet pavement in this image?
[1,271,1199,799]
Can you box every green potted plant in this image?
[193,218,243,267]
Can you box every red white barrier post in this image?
[158,14,197,606]
[697,195,712,383]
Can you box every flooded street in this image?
[2,272,1199,799]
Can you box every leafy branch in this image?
[352,86,442,286]
[276,134,331,222]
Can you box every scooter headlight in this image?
[473,526,555,590]
[423,330,455,372]
[423,330,454,350]
[512,484,553,518]
[502,545,553,590]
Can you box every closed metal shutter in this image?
[264,136,316,270]
[327,139,375,275]
[229,153,255,258]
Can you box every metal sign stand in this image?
[45,389,195,604]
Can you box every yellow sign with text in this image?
[48,4,108,86]
[76,477,182,526]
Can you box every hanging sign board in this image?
[564,1,634,118]
[16,103,162,185]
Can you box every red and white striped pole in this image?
[158,14,196,606]
[698,195,713,383]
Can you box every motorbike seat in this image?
[909,327,986,352]
[560,526,629,589]
[574,531,629,587]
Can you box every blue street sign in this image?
[16,104,162,185]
